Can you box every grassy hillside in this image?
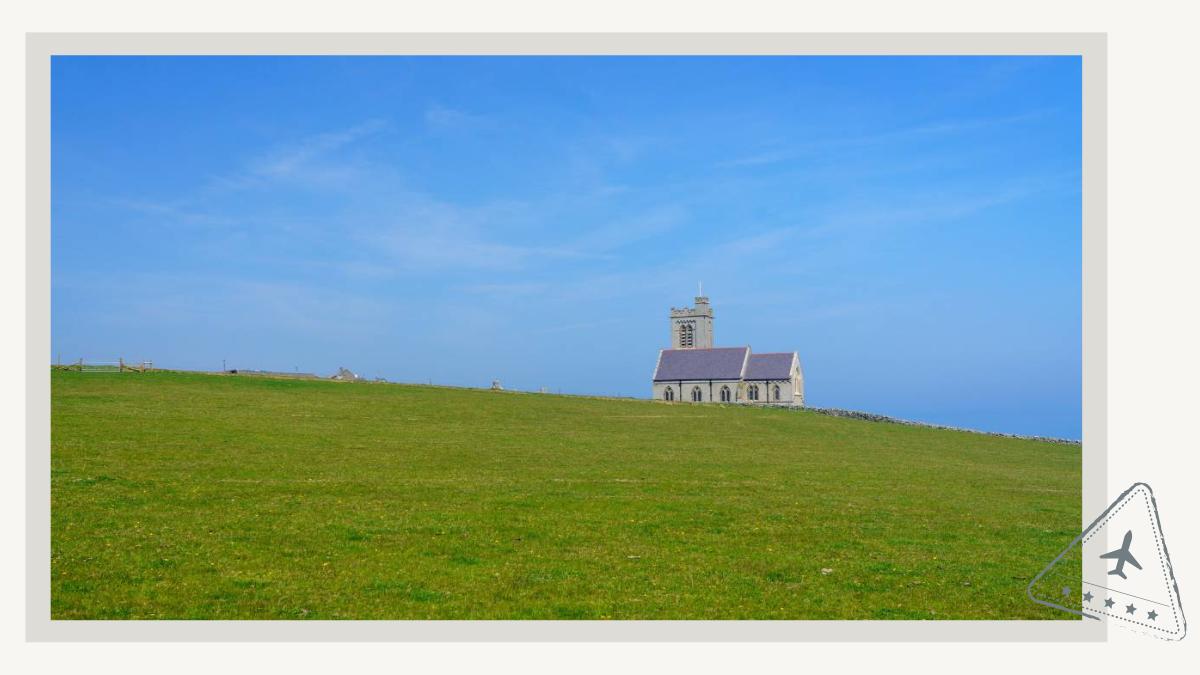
[51,370,1080,619]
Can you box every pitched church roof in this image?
[653,347,749,381]
[744,352,796,380]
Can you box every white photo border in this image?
[26,32,1106,642]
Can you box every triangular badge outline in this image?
[1027,482,1187,640]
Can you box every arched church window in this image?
[748,384,759,401]
[664,386,674,401]
[691,386,703,402]
[773,385,781,401]
[680,323,694,348]
[720,385,731,402]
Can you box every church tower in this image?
[670,295,714,349]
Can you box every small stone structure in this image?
[330,367,361,382]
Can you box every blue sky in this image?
[51,56,1082,438]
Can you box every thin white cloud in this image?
[62,272,392,341]
[251,119,388,178]
[199,119,389,193]
[567,205,686,254]
[424,104,490,131]
[459,282,551,296]
[718,109,1055,168]
[108,198,238,229]
[714,226,802,256]
[110,120,587,274]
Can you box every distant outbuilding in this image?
[330,367,361,382]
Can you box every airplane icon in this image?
[1100,529,1143,579]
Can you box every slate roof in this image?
[744,352,796,380]
[653,347,749,382]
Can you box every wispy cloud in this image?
[424,104,491,131]
[812,174,1072,235]
[105,119,392,233]
[66,271,393,341]
[459,281,550,296]
[567,205,686,254]
[203,119,389,192]
[252,119,388,178]
[344,184,602,272]
[601,136,654,163]
[108,198,238,229]
[368,229,589,272]
[528,317,629,335]
[714,226,803,256]
[109,119,595,274]
[718,110,1054,168]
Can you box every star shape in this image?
[1147,609,1158,621]
[1104,597,1115,608]
[1126,603,1137,615]
[1082,591,1094,603]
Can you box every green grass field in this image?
[51,369,1081,620]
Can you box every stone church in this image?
[651,295,805,406]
